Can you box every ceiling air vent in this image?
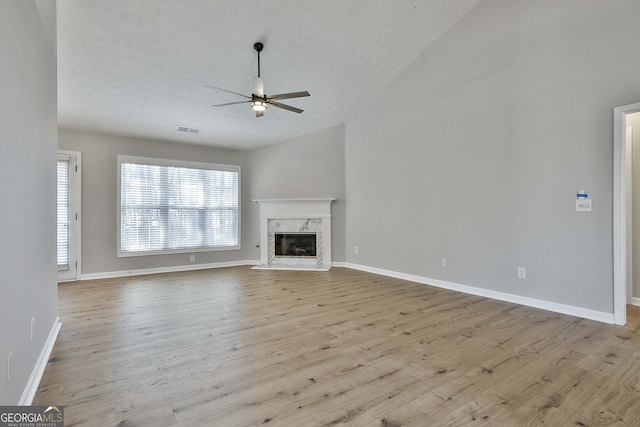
[177,125,200,134]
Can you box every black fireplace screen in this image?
[275,233,317,257]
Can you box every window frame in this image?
[117,155,241,257]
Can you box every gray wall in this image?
[58,124,347,274]
[58,130,251,275]
[246,125,346,262]
[345,0,640,314]
[0,1,58,404]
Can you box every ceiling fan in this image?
[205,42,310,118]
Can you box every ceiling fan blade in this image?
[205,84,251,99]
[253,76,264,97]
[267,100,304,114]
[256,110,264,118]
[268,91,310,100]
[213,100,251,107]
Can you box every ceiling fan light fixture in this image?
[251,98,267,112]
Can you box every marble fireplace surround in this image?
[252,199,334,271]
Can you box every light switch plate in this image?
[576,199,592,212]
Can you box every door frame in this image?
[613,102,640,324]
[57,150,82,281]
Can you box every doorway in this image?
[613,102,640,324]
[57,150,81,281]
[628,112,640,308]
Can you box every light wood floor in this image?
[35,267,640,426]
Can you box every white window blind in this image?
[57,154,70,271]
[118,156,240,256]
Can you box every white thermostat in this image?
[575,190,592,212]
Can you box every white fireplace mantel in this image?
[253,198,334,271]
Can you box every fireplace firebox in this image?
[275,233,317,257]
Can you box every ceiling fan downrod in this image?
[254,42,263,77]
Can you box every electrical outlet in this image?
[189,255,195,263]
[8,351,13,381]
[441,258,447,267]
[518,267,526,279]
[354,246,359,254]
[31,317,35,342]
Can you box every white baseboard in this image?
[344,262,615,324]
[19,317,61,405]
[632,297,640,306]
[80,260,259,281]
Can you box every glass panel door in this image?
[57,151,80,281]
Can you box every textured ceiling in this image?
[57,0,481,150]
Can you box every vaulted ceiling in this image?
[56,0,480,150]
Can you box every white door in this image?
[627,126,633,303]
[57,151,81,281]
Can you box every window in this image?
[57,154,70,270]
[118,156,240,256]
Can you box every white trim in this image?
[259,214,332,220]
[80,260,258,281]
[19,317,61,405]
[72,152,82,279]
[613,102,640,325]
[626,126,634,304]
[344,263,615,324]
[632,297,640,306]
